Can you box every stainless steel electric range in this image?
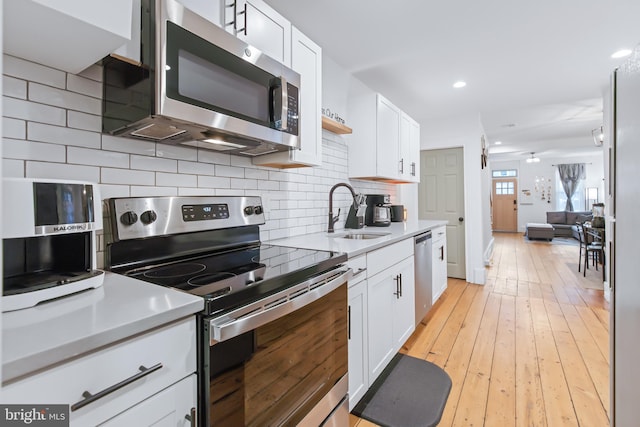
[105,195,350,426]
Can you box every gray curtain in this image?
[557,163,586,211]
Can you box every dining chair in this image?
[576,222,604,278]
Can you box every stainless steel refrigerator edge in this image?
[611,46,640,426]
[414,231,433,326]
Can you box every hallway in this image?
[350,232,609,426]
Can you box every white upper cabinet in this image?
[399,112,421,183]
[253,27,322,168]
[347,81,419,183]
[225,0,291,67]
[3,0,133,74]
[177,0,223,26]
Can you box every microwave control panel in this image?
[286,83,299,136]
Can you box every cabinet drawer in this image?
[347,255,368,286]
[3,317,197,426]
[432,226,446,241]
[366,238,413,278]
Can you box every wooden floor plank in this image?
[514,297,547,427]
[485,295,517,426]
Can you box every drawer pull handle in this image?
[352,267,367,277]
[70,363,163,411]
[185,407,197,427]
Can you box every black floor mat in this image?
[352,353,451,427]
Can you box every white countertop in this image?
[2,272,204,384]
[267,219,447,258]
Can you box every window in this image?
[495,181,514,195]
[492,169,517,178]
[555,169,584,210]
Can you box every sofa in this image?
[546,210,593,239]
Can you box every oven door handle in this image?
[209,268,352,343]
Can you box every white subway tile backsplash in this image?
[245,168,269,180]
[3,97,66,125]
[3,117,26,139]
[101,168,155,185]
[3,76,27,99]
[156,172,197,187]
[131,155,177,173]
[68,147,129,168]
[68,111,101,132]
[178,187,215,196]
[131,186,177,197]
[26,161,100,182]
[3,138,66,162]
[157,144,198,161]
[215,164,245,178]
[66,74,102,98]
[215,188,245,196]
[178,160,215,176]
[29,83,100,114]
[102,134,156,156]
[230,156,253,168]
[2,159,24,177]
[198,175,231,189]
[99,184,130,199]
[28,122,101,149]
[257,180,279,191]
[4,55,66,88]
[230,178,258,190]
[198,149,230,165]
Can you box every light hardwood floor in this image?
[349,232,610,427]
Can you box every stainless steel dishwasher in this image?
[414,231,433,326]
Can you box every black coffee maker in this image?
[364,194,391,227]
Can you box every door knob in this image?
[458,217,464,222]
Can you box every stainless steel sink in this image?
[330,232,391,240]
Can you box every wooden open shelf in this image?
[321,116,352,134]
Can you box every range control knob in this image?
[244,206,254,215]
[253,205,263,215]
[140,210,157,225]
[120,211,138,226]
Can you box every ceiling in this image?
[264,0,640,162]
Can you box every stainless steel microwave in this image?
[102,0,300,157]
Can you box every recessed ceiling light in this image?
[611,49,632,59]
[495,141,502,145]
[453,81,466,89]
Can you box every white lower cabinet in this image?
[2,317,197,426]
[367,256,415,383]
[348,276,368,411]
[365,239,415,384]
[432,226,448,303]
[101,374,196,426]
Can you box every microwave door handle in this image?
[271,77,288,131]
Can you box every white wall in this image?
[421,113,488,285]
[492,153,605,232]
[1,54,397,268]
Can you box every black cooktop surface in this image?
[121,244,347,315]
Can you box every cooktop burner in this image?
[187,272,236,287]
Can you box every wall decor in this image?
[481,135,487,169]
[520,189,533,205]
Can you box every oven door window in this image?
[165,21,274,128]
[208,285,348,426]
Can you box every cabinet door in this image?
[178,0,223,26]
[367,269,396,383]
[432,235,447,302]
[409,117,421,182]
[399,113,412,181]
[393,257,415,350]
[252,27,322,168]
[376,94,401,180]
[101,374,196,427]
[230,0,291,66]
[348,279,368,411]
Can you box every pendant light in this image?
[526,152,540,163]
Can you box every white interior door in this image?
[419,148,466,279]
